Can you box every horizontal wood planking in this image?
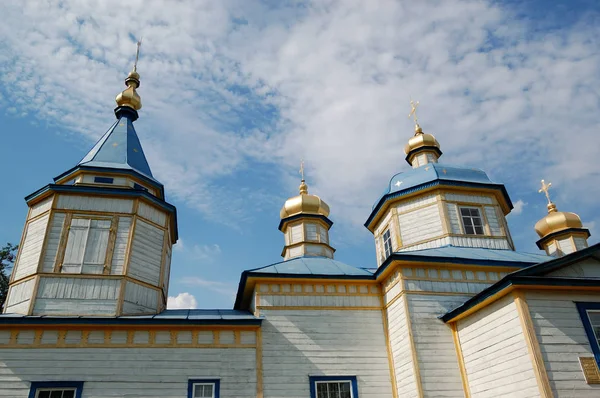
[137,202,167,227]
[448,236,511,250]
[408,294,470,397]
[110,216,132,275]
[457,295,538,397]
[387,295,418,397]
[5,279,36,314]
[257,294,380,308]
[547,258,600,278]
[55,195,134,213]
[526,291,600,397]
[41,213,66,272]
[128,219,164,286]
[261,309,393,398]
[13,215,49,281]
[0,347,257,397]
[398,203,444,246]
[398,236,451,251]
[445,193,493,205]
[123,281,159,315]
[29,197,53,219]
[32,277,120,316]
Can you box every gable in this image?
[546,258,600,278]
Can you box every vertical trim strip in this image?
[450,322,470,397]
[381,304,399,398]
[514,291,553,398]
[403,295,424,398]
[256,328,263,398]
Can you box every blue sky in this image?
[0,0,599,309]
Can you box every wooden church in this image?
[1,55,600,398]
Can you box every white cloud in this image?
[167,292,198,309]
[511,199,527,216]
[0,0,598,232]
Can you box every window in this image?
[62,217,112,274]
[306,224,318,241]
[460,207,485,235]
[310,376,358,398]
[382,229,393,258]
[94,176,114,184]
[576,302,600,365]
[188,379,219,398]
[28,382,83,398]
[133,182,148,191]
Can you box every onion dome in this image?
[280,179,330,219]
[404,101,442,167]
[534,203,583,238]
[115,69,142,111]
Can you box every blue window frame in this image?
[576,302,600,365]
[188,379,220,398]
[309,376,359,398]
[28,381,84,398]
[94,176,114,184]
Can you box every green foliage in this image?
[0,243,18,312]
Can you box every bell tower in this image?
[3,42,178,316]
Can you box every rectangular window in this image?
[188,379,219,398]
[29,382,83,398]
[382,229,393,258]
[310,376,358,398]
[576,302,600,366]
[62,217,112,274]
[460,207,485,235]
[94,176,114,184]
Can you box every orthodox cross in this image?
[408,99,420,125]
[538,179,553,204]
[133,38,142,71]
[299,160,305,181]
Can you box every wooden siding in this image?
[110,216,132,275]
[398,204,443,246]
[55,195,134,213]
[258,294,380,308]
[123,281,159,314]
[0,347,256,397]
[448,236,511,250]
[13,214,49,281]
[484,206,502,236]
[447,203,462,234]
[128,219,164,286]
[574,237,588,250]
[557,238,575,255]
[398,236,451,252]
[408,294,470,397]
[526,291,600,397]
[445,193,493,205]
[396,194,437,214]
[32,277,119,316]
[261,309,393,398]
[29,197,53,219]
[41,213,66,272]
[547,258,600,278]
[457,295,539,398]
[4,278,36,314]
[387,295,418,397]
[138,202,167,226]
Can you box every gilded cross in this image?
[408,99,420,125]
[133,38,142,71]
[538,179,553,204]
[299,159,305,181]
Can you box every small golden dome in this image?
[404,126,440,155]
[115,69,142,111]
[280,180,330,219]
[534,203,583,238]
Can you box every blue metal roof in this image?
[0,309,260,325]
[248,256,374,277]
[392,246,552,265]
[78,114,156,182]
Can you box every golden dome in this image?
[115,69,142,110]
[404,125,440,155]
[280,180,330,219]
[534,203,583,238]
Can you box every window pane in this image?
[37,392,51,398]
[340,382,350,393]
[383,229,392,257]
[63,392,75,398]
[474,225,485,235]
[460,208,471,216]
[204,384,213,397]
[50,392,62,398]
[464,224,474,235]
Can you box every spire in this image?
[115,39,142,118]
[534,179,590,256]
[404,99,442,167]
[299,160,308,194]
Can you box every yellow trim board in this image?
[450,323,470,398]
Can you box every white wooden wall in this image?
[398,204,443,246]
[4,278,36,314]
[386,295,418,397]
[110,216,132,275]
[0,347,256,397]
[123,281,159,314]
[547,258,600,278]
[32,277,120,316]
[55,196,134,213]
[13,214,49,281]
[41,213,66,272]
[457,295,539,397]
[261,309,393,398]
[526,291,600,397]
[128,219,164,286]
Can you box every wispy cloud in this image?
[167,292,198,309]
[0,0,598,233]
[181,277,236,297]
[511,199,527,216]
